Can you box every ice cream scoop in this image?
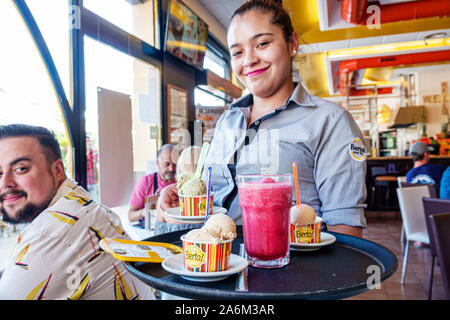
[180,177,207,196]
[290,204,316,226]
[184,213,236,245]
[177,172,193,190]
[204,213,237,241]
[180,142,209,195]
[184,228,216,243]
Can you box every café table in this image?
[124,226,398,300]
[110,204,155,241]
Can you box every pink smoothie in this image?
[238,180,292,260]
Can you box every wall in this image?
[417,65,450,137]
[324,65,450,140]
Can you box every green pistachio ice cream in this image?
[180,177,207,196]
[177,172,194,190]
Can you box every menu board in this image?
[195,106,227,142]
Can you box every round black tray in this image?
[124,226,398,300]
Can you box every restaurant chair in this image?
[400,182,437,198]
[422,197,450,299]
[396,185,431,285]
[429,212,450,300]
[397,182,437,247]
[397,176,407,245]
[397,176,407,187]
[371,166,399,218]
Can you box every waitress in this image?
[157,0,367,237]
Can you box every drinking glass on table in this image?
[237,174,293,268]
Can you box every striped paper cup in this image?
[181,235,233,272]
[178,193,214,217]
[290,217,322,244]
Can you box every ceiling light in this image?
[424,32,448,45]
[326,38,450,59]
[424,32,447,40]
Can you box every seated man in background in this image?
[0,124,151,300]
[128,144,176,223]
[406,141,445,191]
[155,145,202,235]
[439,166,450,199]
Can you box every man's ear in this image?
[53,159,66,181]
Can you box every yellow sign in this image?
[377,104,392,123]
[295,226,314,243]
[349,137,367,161]
[199,198,207,214]
[422,82,449,116]
[184,245,206,268]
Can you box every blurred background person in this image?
[128,144,176,223]
[439,166,450,199]
[86,135,99,200]
[155,145,202,235]
[407,141,445,192]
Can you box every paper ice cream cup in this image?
[179,193,214,217]
[181,235,232,272]
[290,217,322,244]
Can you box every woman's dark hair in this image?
[0,124,62,163]
[229,0,294,42]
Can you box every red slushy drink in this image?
[237,175,292,268]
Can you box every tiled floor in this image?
[0,213,447,300]
[346,211,447,300]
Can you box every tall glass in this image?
[237,174,292,268]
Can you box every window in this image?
[25,0,72,104]
[84,0,157,48]
[204,49,229,79]
[0,1,72,176]
[84,36,161,204]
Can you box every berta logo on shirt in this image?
[349,137,367,161]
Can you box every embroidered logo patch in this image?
[349,137,367,161]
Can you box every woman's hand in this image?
[156,184,185,224]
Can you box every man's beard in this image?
[162,171,176,181]
[1,192,54,224]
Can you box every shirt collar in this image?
[48,178,79,207]
[230,82,316,110]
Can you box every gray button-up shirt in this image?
[203,83,367,228]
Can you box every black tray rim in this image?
[124,229,398,300]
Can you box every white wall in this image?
[324,65,450,139]
[417,65,450,137]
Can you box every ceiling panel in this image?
[350,37,384,48]
[198,0,245,29]
[196,0,450,97]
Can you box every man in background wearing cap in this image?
[406,141,445,191]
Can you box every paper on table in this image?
[109,241,176,259]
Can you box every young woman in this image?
[157,0,366,237]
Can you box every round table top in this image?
[124,227,398,300]
[375,176,399,182]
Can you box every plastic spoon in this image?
[194,142,209,179]
[204,167,212,224]
[292,162,301,207]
